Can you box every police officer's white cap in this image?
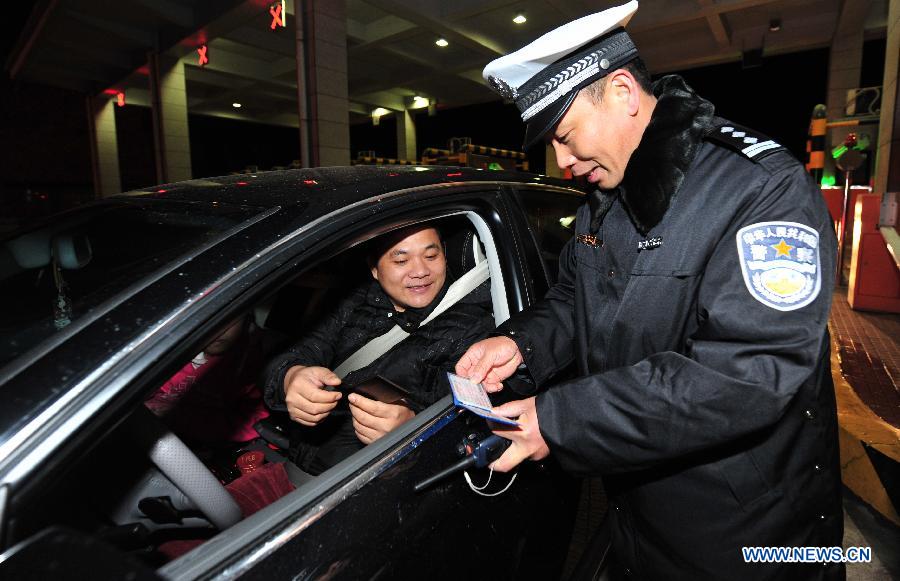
[483,0,639,149]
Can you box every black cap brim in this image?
[522,89,579,150]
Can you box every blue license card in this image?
[447,372,520,427]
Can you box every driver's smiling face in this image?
[371,227,446,312]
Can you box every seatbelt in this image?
[333,260,490,379]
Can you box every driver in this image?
[262,224,495,475]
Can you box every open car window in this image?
[1,208,513,577]
[168,211,509,572]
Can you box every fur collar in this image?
[590,75,715,235]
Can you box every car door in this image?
[503,183,615,581]
[139,183,579,580]
[1,180,585,580]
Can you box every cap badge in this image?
[488,75,518,100]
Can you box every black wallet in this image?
[347,374,422,411]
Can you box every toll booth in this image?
[822,186,900,312]
[822,185,871,283]
[847,194,900,312]
[352,150,416,166]
[421,137,528,171]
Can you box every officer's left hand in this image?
[488,397,550,472]
[348,393,416,444]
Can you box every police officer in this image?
[456,2,843,579]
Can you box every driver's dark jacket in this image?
[500,76,842,580]
[264,277,493,474]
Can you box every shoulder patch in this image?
[706,122,786,162]
[735,221,821,311]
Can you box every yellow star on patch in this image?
[772,238,794,258]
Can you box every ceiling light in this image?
[232,102,242,108]
[513,14,527,24]
[435,38,449,47]
[411,96,429,109]
[372,107,390,117]
[769,18,781,32]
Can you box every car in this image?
[0,166,603,579]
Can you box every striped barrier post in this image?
[806,104,827,185]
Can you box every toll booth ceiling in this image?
[6,0,891,127]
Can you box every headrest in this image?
[444,228,485,278]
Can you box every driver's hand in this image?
[348,394,415,444]
[283,365,342,427]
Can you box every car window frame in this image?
[504,183,584,294]
[160,201,523,578]
[0,182,529,574]
[0,184,505,496]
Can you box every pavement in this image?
[843,487,900,580]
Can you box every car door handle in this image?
[413,434,511,492]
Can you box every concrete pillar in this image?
[876,0,900,259]
[296,0,350,167]
[87,96,122,197]
[397,108,416,162]
[824,3,869,184]
[544,144,563,178]
[148,52,193,184]
[875,0,900,197]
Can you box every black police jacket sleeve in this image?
[526,165,836,474]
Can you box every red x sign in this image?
[269,2,284,29]
[197,45,209,66]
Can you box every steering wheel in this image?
[127,407,242,531]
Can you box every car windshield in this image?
[0,199,263,367]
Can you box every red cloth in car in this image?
[157,463,295,561]
[226,462,296,517]
[145,332,269,444]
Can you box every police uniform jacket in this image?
[500,76,843,580]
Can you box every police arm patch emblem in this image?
[735,221,821,311]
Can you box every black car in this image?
[0,166,604,579]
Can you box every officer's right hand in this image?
[283,365,342,426]
[455,336,523,393]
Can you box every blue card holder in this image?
[447,372,520,426]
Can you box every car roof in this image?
[121,165,573,212]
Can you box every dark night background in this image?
[0,0,887,230]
